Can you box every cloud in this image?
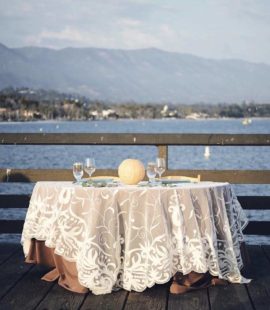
[25,26,120,49]
[120,28,160,49]
[25,27,84,46]
[26,17,172,51]
[213,0,270,23]
[117,18,142,27]
[20,3,33,14]
[159,24,176,39]
[1,0,270,63]
[41,27,83,42]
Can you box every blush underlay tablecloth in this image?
[21,181,249,295]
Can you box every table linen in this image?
[21,181,249,295]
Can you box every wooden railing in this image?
[1,133,270,236]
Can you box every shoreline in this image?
[1,116,270,124]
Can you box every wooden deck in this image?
[0,244,270,310]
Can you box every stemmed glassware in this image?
[146,162,157,184]
[155,158,166,183]
[73,162,83,183]
[84,158,96,180]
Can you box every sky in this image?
[0,0,270,64]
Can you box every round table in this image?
[21,181,249,295]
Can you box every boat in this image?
[242,118,252,125]
[204,146,210,158]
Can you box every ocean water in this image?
[0,118,270,244]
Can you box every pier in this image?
[0,133,270,309]
[0,243,269,309]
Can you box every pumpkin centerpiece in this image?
[118,159,145,185]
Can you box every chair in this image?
[162,175,201,182]
[91,176,120,181]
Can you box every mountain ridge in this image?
[1,42,270,103]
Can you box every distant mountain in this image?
[1,42,270,103]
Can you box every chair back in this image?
[162,175,201,182]
[91,176,120,180]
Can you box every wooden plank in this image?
[209,284,252,310]
[1,194,269,211]
[0,195,30,208]
[0,215,269,238]
[262,245,270,262]
[243,222,270,235]
[1,220,270,236]
[0,265,55,310]
[245,245,270,310]
[166,170,270,184]
[1,168,270,184]
[0,248,33,300]
[35,283,86,310]
[80,290,128,310]
[124,284,168,310]
[168,289,209,310]
[0,220,24,234]
[0,243,20,265]
[238,196,270,210]
[158,145,168,169]
[1,133,270,146]
[0,168,117,182]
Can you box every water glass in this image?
[155,158,166,182]
[146,162,157,184]
[84,158,96,179]
[73,162,83,183]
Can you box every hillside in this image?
[1,43,270,103]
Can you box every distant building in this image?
[186,112,208,119]
[102,109,119,119]
[161,104,178,118]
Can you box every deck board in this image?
[0,246,33,300]
[0,264,55,310]
[0,242,19,265]
[35,284,86,310]
[245,245,270,310]
[262,245,270,261]
[0,243,269,310]
[168,289,209,310]
[80,290,128,310]
[209,284,252,310]
[124,284,169,310]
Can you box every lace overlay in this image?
[21,181,249,295]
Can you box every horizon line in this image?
[0,41,268,66]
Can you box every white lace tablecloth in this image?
[21,181,249,295]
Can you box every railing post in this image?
[157,145,168,169]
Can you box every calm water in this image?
[1,118,270,244]
[1,118,270,171]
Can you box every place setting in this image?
[72,156,199,189]
[140,157,198,187]
[73,158,119,187]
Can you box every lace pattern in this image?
[21,181,249,295]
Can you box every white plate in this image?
[93,178,114,183]
[161,179,191,185]
[83,178,114,183]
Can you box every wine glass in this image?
[146,162,157,184]
[73,162,83,183]
[155,158,166,182]
[84,158,96,179]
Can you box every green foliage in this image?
[0,87,270,121]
